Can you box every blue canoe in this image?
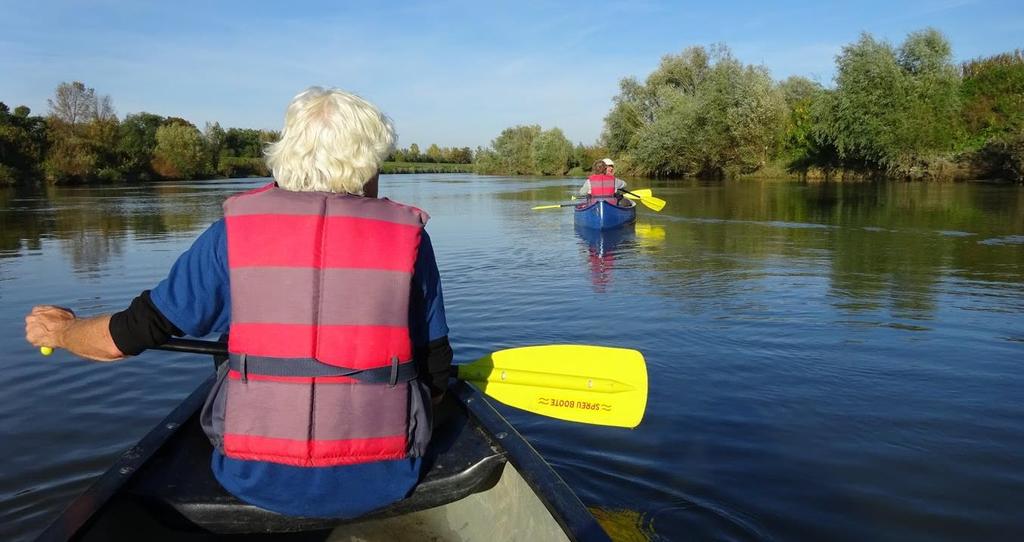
[574,198,637,230]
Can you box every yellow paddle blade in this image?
[456,345,648,428]
[637,194,666,212]
[621,189,666,212]
[532,204,564,210]
[620,188,652,200]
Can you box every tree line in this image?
[0,82,281,185]
[0,82,472,186]
[388,143,473,164]
[473,125,608,176]
[475,28,1023,182]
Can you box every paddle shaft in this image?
[532,202,581,210]
[151,341,621,393]
[156,338,229,356]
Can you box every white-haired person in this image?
[25,87,453,519]
[578,158,627,202]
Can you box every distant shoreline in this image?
[380,161,473,174]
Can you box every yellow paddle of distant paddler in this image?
[114,338,650,429]
[619,188,652,199]
[619,188,667,212]
[532,202,582,211]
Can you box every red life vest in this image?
[205,183,431,467]
[588,174,617,199]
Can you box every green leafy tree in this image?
[603,77,653,154]
[213,127,276,177]
[897,29,964,158]
[203,121,226,173]
[388,147,407,162]
[163,117,195,129]
[960,50,1024,180]
[570,143,607,174]
[222,128,261,157]
[616,45,785,177]
[776,77,838,173]
[153,123,208,179]
[425,143,443,163]
[455,147,474,164]
[204,122,226,154]
[116,112,165,180]
[961,50,1024,141]
[84,115,121,181]
[0,103,49,184]
[530,128,573,175]
[898,28,953,75]
[475,125,576,176]
[473,145,499,174]
[489,125,541,175]
[816,30,962,176]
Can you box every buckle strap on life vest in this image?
[228,353,418,384]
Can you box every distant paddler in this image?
[578,158,627,203]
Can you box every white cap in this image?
[602,158,615,166]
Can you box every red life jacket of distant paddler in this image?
[588,174,617,199]
[204,183,431,467]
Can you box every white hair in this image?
[265,87,396,194]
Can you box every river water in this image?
[1,175,1022,541]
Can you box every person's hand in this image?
[25,305,76,350]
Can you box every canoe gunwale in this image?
[35,376,216,542]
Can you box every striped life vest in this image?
[202,183,432,467]
[588,174,617,199]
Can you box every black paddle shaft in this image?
[157,338,228,357]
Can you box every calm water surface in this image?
[1,175,1023,541]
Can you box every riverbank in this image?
[380,161,473,174]
[733,159,1023,183]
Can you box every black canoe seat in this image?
[113,393,508,535]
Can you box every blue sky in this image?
[1,1,1020,148]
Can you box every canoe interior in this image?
[40,377,609,542]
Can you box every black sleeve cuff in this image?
[109,291,183,356]
[417,336,453,397]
